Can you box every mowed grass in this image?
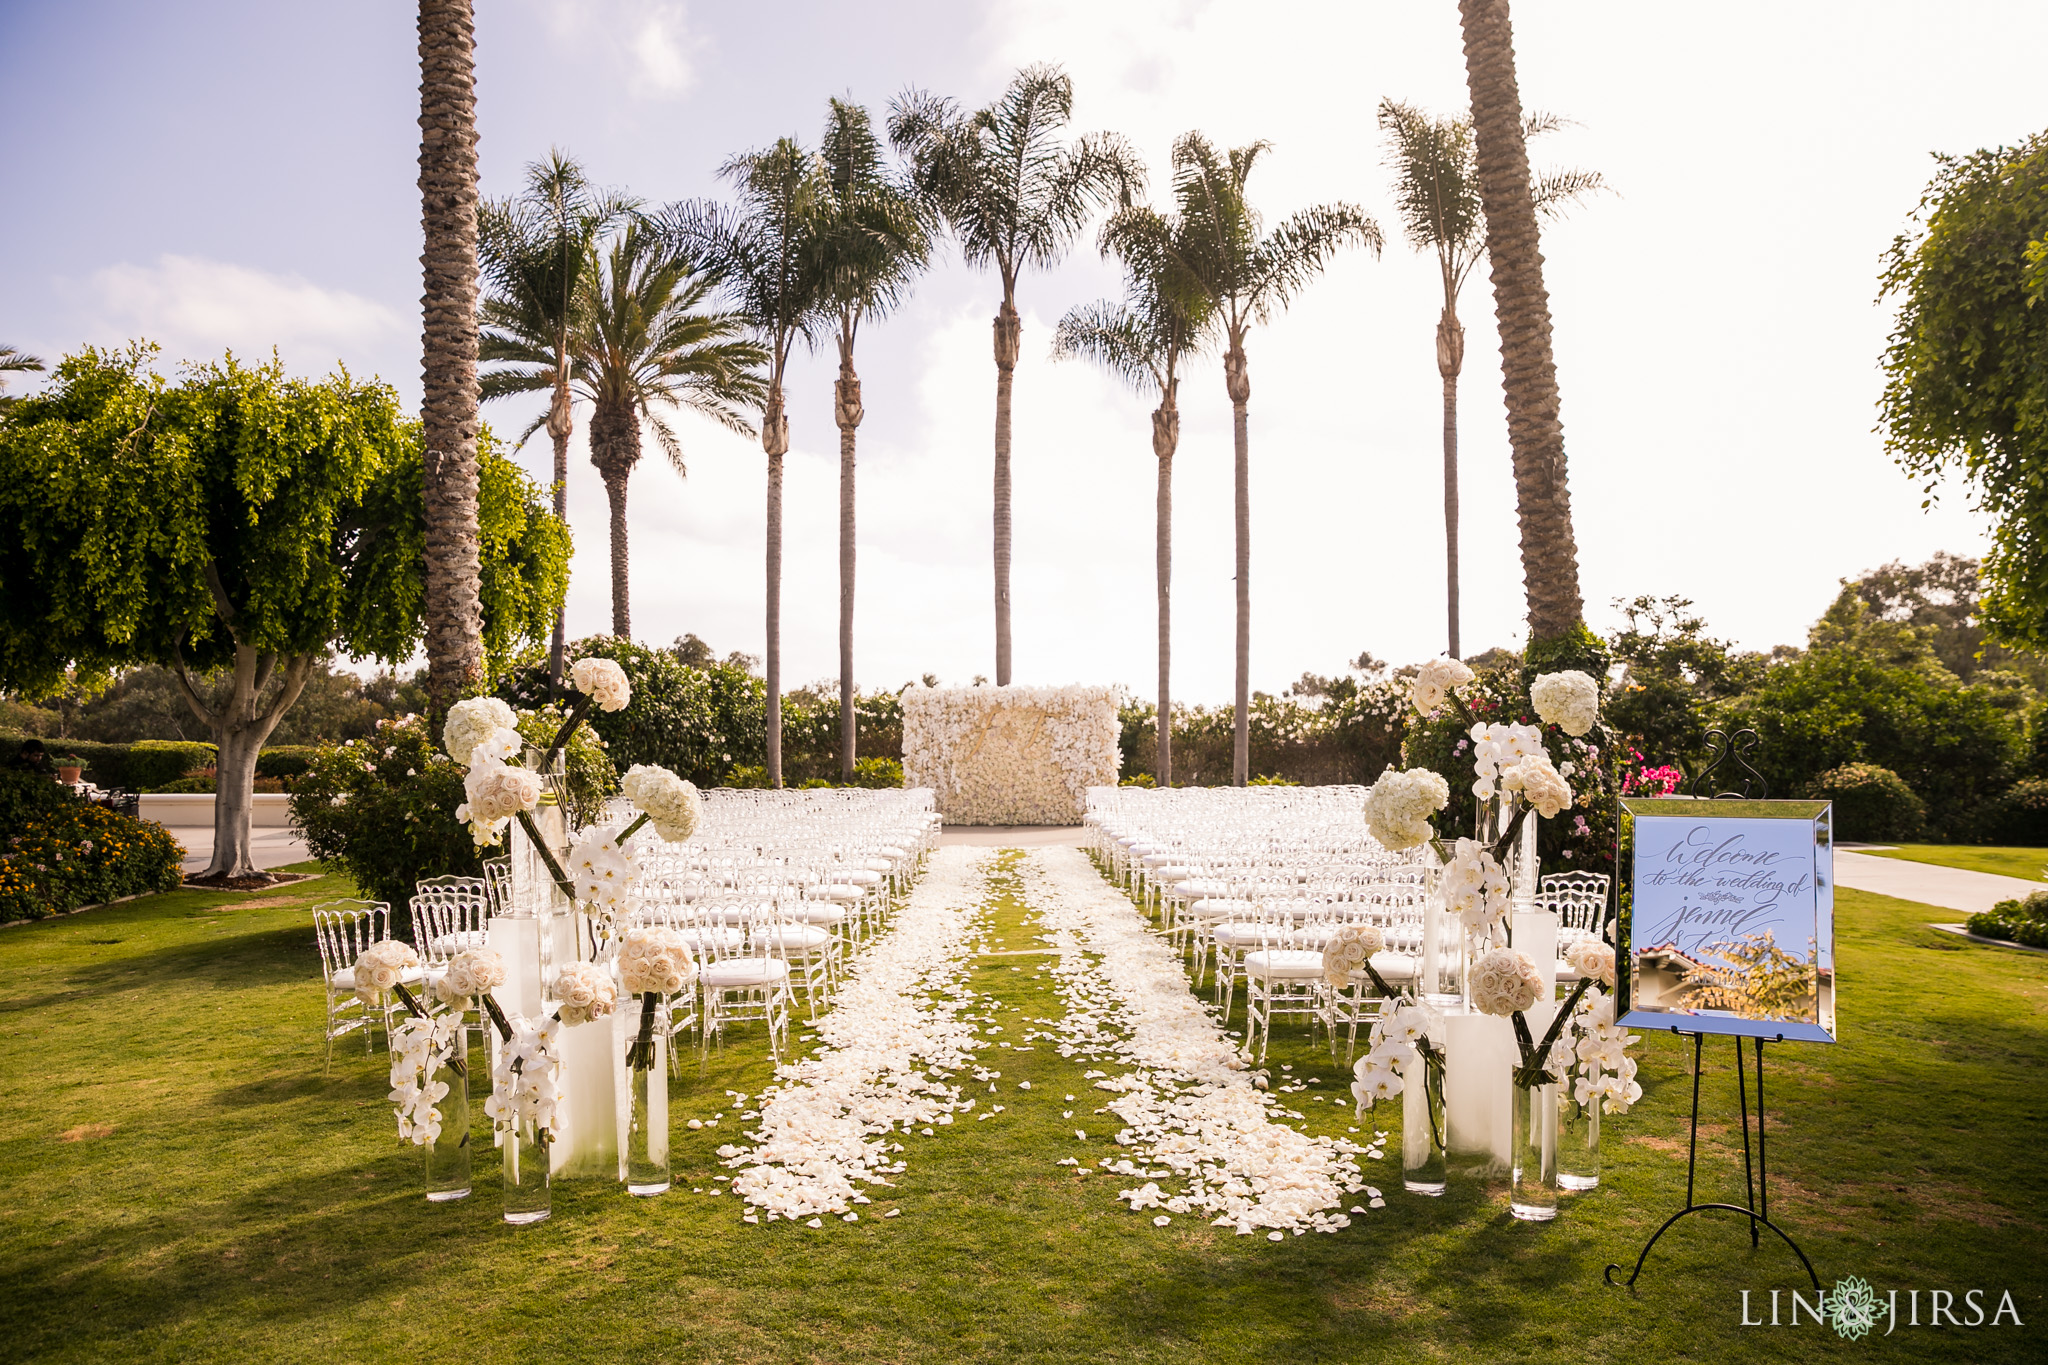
[1861,844,2048,884]
[0,851,2042,1363]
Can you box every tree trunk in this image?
[1458,0,1585,641]
[547,379,571,693]
[1153,390,1178,788]
[189,648,315,882]
[836,358,863,782]
[992,301,1020,687]
[1438,305,1466,660]
[587,396,639,639]
[763,388,789,788]
[417,0,486,718]
[1226,341,1251,787]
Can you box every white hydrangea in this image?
[434,946,509,1007]
[618,925,697,996]
[552,961,617,1027]
[1320,923,1385,986]
[1530,670,1600,737]
[1470,946,1545,1017]
[571,656,633,712]
[1442,837,1511,933]
[352,939,418,1005]
[621,763,702,843]
[1362,767,1449,852]
[443,696,517,765]
[1499,751,1574,818]
[1410,656,1475,716]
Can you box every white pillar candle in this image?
[552,1012,623,1179]
[1444,1010,1516,1174]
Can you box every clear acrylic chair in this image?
[312,899,409,1068]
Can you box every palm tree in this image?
[1378,99,1604,659]
[0,346,44,411]
[1054,211,1214,787]
[416,0,486,715]
[814,99,931,780]
[1122,134,1377,784]
[484,218,765,638]
[477,150,632,686]
[666,142,826,787]
[1456,0,1589,648]
[889,65,1141,686]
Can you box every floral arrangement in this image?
[1622,761,1687,798]
[566,823,639,923]
[1529,670,1600,737]
[388,1012,464,1145]
[1442,837,1513,933]
[1361,767,1448,851]
[552,961,617,1027]
[1351,1001,1445,1117]
[434,946,509,1009]
[1470,944,1597,1092]
[620,764,702,843]
[1560,941,1641,1114]
[619,925,695,1072]
[1320,924,1384,987]
[485,1013,564,1145]
[1410,657,1475,717]
[901,686,1120,825]
[352,939,420,1006]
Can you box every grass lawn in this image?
[1860,845,2048,884]
[0,853,2042,1363]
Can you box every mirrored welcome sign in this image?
[1615,798,1837,1043]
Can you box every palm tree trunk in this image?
[1458,0,1585,641]
[836,358,863,782]
[992,299,1020,687]
[1226,341,1251,787]
[547,378,571,692]
[1438,305,1466,659]
[588,397,638,639]
[1152,391,1178,788]
[763,388,789,788]
[603,470,630,640]
[416,0,485,718]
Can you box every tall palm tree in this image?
[666,143,826,787]
[484,219,765,638]
[0,346,44,412]
[477,150,632,685]
[889,65,1141,685]
[1123,134,1377,784]
[1378,99,1604,659]
[814,99,931,780]
[1054,211,1214,787]
[416,0,486,715]
[1456,0,1588,648]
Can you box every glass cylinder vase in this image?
[503,1118,552,1226]
[1558,1092,1600,1192]
[424,1028,471,1202]
[624,991,670,1195]
[1509,1080,1561,1221]
[1477,792,1541,912]
[1401,1051,1447,1196]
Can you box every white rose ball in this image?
[464,758,542,825]
[552,961,618,1026]
[1500,753,1574,819]
[571,656,633,712]
[619,926,697,996]
[1566,938,1617,988]
[352,939,418,1005]
[1470,947,1546,1017]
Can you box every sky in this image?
[6,1,2044,700]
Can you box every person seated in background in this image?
[11,738,54,776]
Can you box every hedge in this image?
[0,770,185,922]
[4,735,314,791]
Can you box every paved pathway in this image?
[164,825,311,875]
[1834,849,2045,916]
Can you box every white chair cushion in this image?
[844,869,882,885]
[679,926,746,952]
[793,904,847,927]
[1244,949,1327,981]
[331,964,425,992]
[863,858,895,873]
[1213,922,1287,949]
[1141,852,1177,867]
[1366,952,1420,982]
[818,883,865,902]
[700,958,791,988]
[759,925,831,953]
[1184,899,1252,922]
[429,930,489,955]
[1154,866,1193,881]
[1174,880,1227,900]
[878,846,907,860]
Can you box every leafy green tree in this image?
[0,347,567,882]
[1055,200,1214,786]
[1120,133,1377,784]
[1879,130,2048,649]
[1605,595,1767,773]
[478,150,631,685]
[487,215,764,638]
[1378,99,1602,658]
[814,98,930,780]
[890,65,1141,686]
[667,141,829,787]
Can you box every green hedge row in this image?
[4,735,321,792]
[0,770,185,922]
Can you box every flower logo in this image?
[1829,1276,1881,1341]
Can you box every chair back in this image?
[1541,870,1611,934]
[411,875,492,965]
[312,899,391,987]
[481,856,512,917]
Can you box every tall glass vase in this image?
[1558,1093,1600,1191]
[1477,792,1541,911]
[1401,1051,1447,1196]
[424,1029,471,1202]
[623,991,670,1195]
[503,1118,551,1226]
[1509,1080,1561,1221]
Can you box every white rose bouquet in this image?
[1565,938,1616,988]
[570,656,632,712]
[1320,924,1384,988]
[618,925,694,1071]
[552,961,617,1027]
[457,754,543,847]
[1410,656,1476,718]
[1499,752,1574,819]
[352,939,421,1008]
[434,946,509,1009]
[1471,946,1598,1092]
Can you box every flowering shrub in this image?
[1621,759,1686,797]
[0,777,183,922]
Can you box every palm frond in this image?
[0,345,48,374]
[1532,167,1610,219]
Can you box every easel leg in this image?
[1735,1037,1759,1249]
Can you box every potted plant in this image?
[55,754,84,785]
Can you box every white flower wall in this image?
[902,686,1121,825]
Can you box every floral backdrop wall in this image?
[902,686,1121,825]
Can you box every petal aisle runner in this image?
[1021,845,1382,1238]
[722,845,994,1226]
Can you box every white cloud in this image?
[543,1,703,100]
[82,254,402,373]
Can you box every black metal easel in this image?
[1603,730,1819,1291]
